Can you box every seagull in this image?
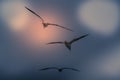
[40,67,80,72]
[25,6,73,31]
[47,34,89,51]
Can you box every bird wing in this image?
[47,23,73,32]
[40,67,58,71]
[62,68,80,72]
[47,42,64,45]
[25,6,44,23]
[70,34,89,44]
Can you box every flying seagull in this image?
[25,6,73,31]
[40,67,80,72]
[47,34,89,50]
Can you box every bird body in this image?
[64,41,71,50]
[47,34,89,50]
[43,23,48,28]
[40,67,80,72]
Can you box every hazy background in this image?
[0,0,120,80]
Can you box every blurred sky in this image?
[0,0,120,80]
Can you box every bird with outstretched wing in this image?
[47,42,64,45]
[69,34,89,44]
[47,34,89,51]
[40,67,80,72]
[25,6,73,31]
[25,6,44,23]
[46,23,73,31]
[60,67,80,72]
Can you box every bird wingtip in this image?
[25,6,28,8]
[86,34,89,36]
[70,30,74,32]
[83,34,89,37]
[77,69,80,72]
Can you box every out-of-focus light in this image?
[1,0,30,32]
[77,1,119,36]
[89,44,120,78]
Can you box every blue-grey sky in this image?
[0,0,120,80]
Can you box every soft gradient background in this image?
[0,0,120,80]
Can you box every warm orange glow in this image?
[18,11,68,51]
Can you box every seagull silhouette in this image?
[25,6,73,31]
[47,34,89,50]
[40,67,80,72]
